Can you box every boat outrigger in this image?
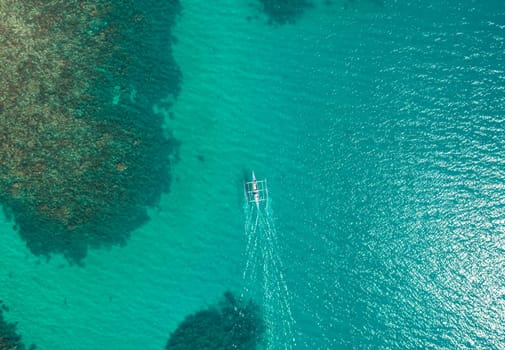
[245,171,268,208]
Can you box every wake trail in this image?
[241,190,296,350]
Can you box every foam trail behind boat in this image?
[241,178,296,350]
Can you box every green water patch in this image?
[0,0,181,263]
[0,302,33,350]
[166,292,265,350]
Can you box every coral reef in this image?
[166,292,265,350]
[0,0,181,262]
[258,0,313,25]
[0,302,33,350]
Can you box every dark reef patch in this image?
[0,0,181,262]
[0,302,33,350]
[256,0,314,25]
[166,292,265,350]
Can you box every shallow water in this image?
[2,0,505,349]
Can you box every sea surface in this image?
[2,0,505,349]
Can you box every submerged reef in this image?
[257,0,313,25]
[0,0,181,262]
[0,302,33,350]
[166,292,265,350]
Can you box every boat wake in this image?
[241,173,296,350]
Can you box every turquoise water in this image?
[2,0,505,348]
